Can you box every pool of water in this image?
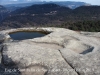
[9,31,47,40]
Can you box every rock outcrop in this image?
[0,27,100,75]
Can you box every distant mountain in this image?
[11,3,71,15]
[0,5,6,10]
[0,5,20,22]
[0,4,100,31]
[0,5,9,22]
[0,0,41,5]
[74,6,100,14]
[6,6,21,11]
[4,1,91,9]
[0,4,72,28]
[51,1,91,9]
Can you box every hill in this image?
[0,5,9,22]
[0,4,72,29]
[0,5,6,10]
[0,4,100,31]
[4,1,90,9]
[53,1,90,9]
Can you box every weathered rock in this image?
[2,41,78,75]
[59,29,100,75]
[0,34,5,43]
[0,27,100,75]
[63,39,93,54]
[60,48,100,75]
[20,65,47,75]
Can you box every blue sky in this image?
[0,0,100,5]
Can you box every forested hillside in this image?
[0,5,10,22]
[0,4,100,32]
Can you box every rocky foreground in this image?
[0,27,100,75]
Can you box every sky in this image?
[0,0,100,5]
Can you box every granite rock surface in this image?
[0,27,100,75]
